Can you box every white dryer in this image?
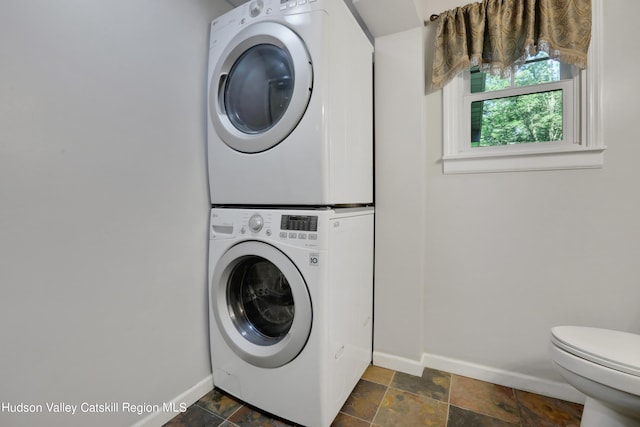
[208,207,374,427]
[207,0,373,206]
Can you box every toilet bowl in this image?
[550,326,640,427]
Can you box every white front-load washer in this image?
[207,0,373,206]
[208,207,374,427]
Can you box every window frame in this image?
[441,0,604,174]
[463,73,577,152]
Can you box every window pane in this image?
[515,57,560,87]
[470,52,561,94]
[470,67,510,93]
[471,90,563,147]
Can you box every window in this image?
[441,3,604,174]
[469,53,575,148]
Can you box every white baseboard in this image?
[421,352,586,404]
[373,351,424,376]
[131,353,584,427]
[130,375,214,427]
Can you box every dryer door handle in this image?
[218,73,228,104]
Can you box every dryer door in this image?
[209,22,313,153]
[211,241,312,368]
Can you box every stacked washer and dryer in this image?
[206,1,374,426]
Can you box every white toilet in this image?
[550,326,640,427]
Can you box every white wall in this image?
[0,1,230,426]
[373,27,427,374]
[374,0,640,401]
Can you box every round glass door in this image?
[224,44,294,135]
[211,241,312,368]
[227,256,295,346]
[209,22,313,154]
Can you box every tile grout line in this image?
[368,369,453,427]
[223,401,244,424]
[513,388,525,427]
[336,410,373,426]
[445,373,453,427]
[384,383,453,411]
[448,375,524,426]
[369,371,394,426]
[192,401,227,423]
[197,391,246,424]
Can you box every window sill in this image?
[442,146,606,174]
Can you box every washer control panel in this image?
[280,214,317,232]
[248,214,265,232]
[249,0,264,17]
[210,210,320,246]
[278,214,318,241]
[278,0,318,11]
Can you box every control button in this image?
[298,0,307,3]
[240,227,246,234]
[249,0,264,17]
[288,1,297,7]
[266,229,272,236]
[266,7,272,14]
[248,214,264,232]
[280,232,288,238]
[298,233,307,239]
[288,232,297,239]
[280,4,287,10]
[309,234,317,240]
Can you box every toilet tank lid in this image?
[551,326,640,377]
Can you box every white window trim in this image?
[462,77,577,153]
[442,0,604,174]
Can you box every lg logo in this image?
[309,253,320,266]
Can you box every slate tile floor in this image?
[163,366,583,427]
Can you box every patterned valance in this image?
[432,0,592,89]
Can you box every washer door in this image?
[209,22,313,153]
[211,241,312,368]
